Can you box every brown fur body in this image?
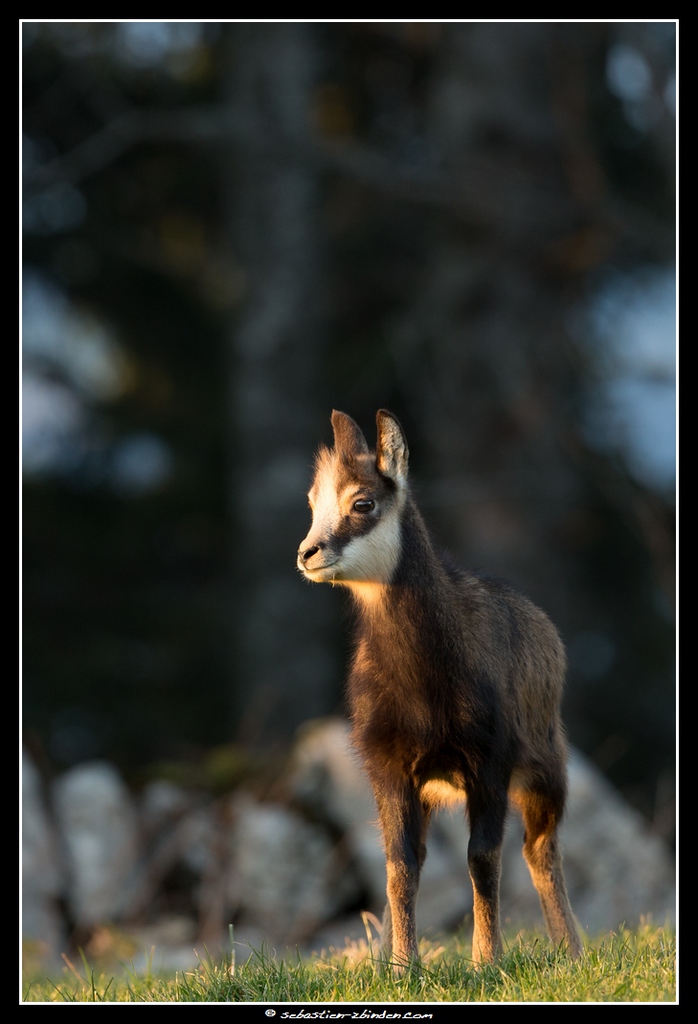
[298,410,582,969]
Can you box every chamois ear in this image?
[376,409,409,484]
[331,410,370,458]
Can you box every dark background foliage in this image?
[22,22,675,839]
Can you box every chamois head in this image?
[297,410,409,587]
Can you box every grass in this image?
[21,922,676,1004]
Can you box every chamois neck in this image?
[398,501,442,581]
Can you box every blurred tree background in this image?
[22,22,675,840]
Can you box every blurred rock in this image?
[288,718,387,901]
[22,723,674,965]
[52,761,140,928]
[140,778,193,839]
[122,780,217,923]
[125,914,202,974]
[139,779,218,880]
[226,792,361,943]
[22,749,64,956]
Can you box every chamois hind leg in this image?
[514,783,583,958]
[466,786,508,963]
[375,787,430,972]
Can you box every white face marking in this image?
[337,507,401,584]
[297,462,344,580]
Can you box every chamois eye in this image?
[353,499,375,514]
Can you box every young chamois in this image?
[297,410,582,969]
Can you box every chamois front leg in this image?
[466,787,508,964]
[375,787,428,974]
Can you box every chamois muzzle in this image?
[298,542,322,568]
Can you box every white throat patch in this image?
[338,507,402,585]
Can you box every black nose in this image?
[300,544,321,564]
